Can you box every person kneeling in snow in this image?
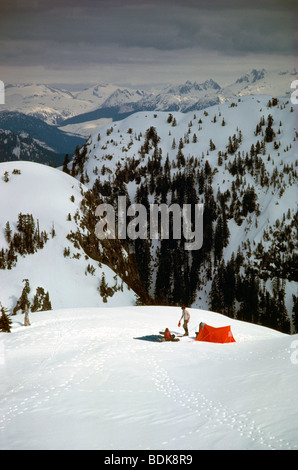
[158,328,179,342]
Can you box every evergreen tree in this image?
[164,155,171,187]
[210,263,225,313]
[176,148,185,168]
[292,295,298,334]
[13,279,31,315]
[0,249,6,269]
[31,287,43,312]
[265,114,275,142]
[62,154,70,174]
[155,241,173,304]
[242,186,257,216]
[271,278,290,333]
[6,243,17,269]
[42,292,52,311]
[209,139,216,151]
[31,287,52,312]
[258,289,275,329]
[214,217,224,264]
[227,136,234,154]
[223,256,236,315]
[0,304,12,332]
[133,185,152,292]
[202,186,216,254]
[98,273,114,303]
[167,113,173,124]
[5,221,12,244]
[236,269,259,324]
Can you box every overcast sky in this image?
[0,0,297,87]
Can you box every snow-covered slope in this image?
[75,94,297,190]
[59,117,113,139]
[0,161,136,311]
[69,94,297,329]
[1,306,297,450]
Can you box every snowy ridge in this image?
[1,306,297,450]
[0,161,136,310]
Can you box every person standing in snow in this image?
[178,306,190,336]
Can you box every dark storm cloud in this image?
[0,0,296,71]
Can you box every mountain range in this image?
[0,68,296,165]
[3,68,297,131]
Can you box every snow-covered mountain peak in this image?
[166,78,221,96]
[203,78,222,90]
[101,88,146,108]
[236,68,266,84]
[221,68,297,100]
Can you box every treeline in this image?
[0,213,53,269]
[13,279,52,315]
[1,279,52,333]
[210,255,294,334]
[70,118,297,333]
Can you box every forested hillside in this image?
[66,95,297,333]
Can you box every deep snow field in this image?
[1,306,297,450]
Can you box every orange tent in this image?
[195,324,236,343]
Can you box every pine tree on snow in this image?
[31,287,52,312]
[0,304,12,333]
[13,279,31,315]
